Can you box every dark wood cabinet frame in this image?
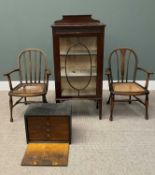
[52,15,105,119]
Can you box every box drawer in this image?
[24,103,72,144]
[27,116,69,142]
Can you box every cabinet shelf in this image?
[60,50,97,56]
[61,88,96,96]
[60,67,97,77]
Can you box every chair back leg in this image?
[145,94,149,120]
[9,96,13,122]
[110,94,115,121]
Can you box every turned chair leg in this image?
[107,94,111,104]
[129,96,132,104]
[96,101,98,109]
[42,95,47,103]
[110,94,114,121]
[9,96,13,122]
[145,94,149,120]
[24,97,27,104]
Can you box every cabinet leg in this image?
[56,100,60,103]
[98,100,102,120]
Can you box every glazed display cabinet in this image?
[52,15,105,119]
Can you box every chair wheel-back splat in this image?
[106,48,153,121]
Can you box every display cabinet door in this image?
[59,36,97,97]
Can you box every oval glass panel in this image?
[65,43,92,91]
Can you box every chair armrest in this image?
[4,68,20,77]
[136,67,153,89]
[137,67,153,75]
[3,69,20,90]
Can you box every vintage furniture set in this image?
[4,15,153,166]
[4,15,153,123]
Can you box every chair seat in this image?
[113,82,146,95]
[9,83,47,97]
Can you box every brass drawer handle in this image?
[46,122,50,126]
[46,128,50,132]
[46,134,50,137]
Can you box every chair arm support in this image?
[3,69,20,90]
[45,69,51,79]
[105,68,113,91]
[46,69,51,76]
[45,69,52,90]
[105,68,111,75]
[136,67,153,89]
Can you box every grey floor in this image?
[0,90,155,175]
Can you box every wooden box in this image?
[24,103,72,144]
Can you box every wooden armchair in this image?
[4,48,51,122]
[106,48,153,121]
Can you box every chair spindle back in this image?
[18,49,47,84]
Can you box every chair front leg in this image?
[129,96,132,104]
[9,96,13,122]
[24,97,27,105]
[96,101,98,109]
[110,94,115,121]
[107,94,111,104]
[145,94,149,120]
[42,95,47,103]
